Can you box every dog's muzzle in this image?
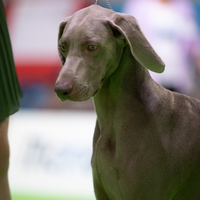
[54,81,73,101]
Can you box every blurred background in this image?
[2,0,200,199]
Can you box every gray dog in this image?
[55,5,200,200]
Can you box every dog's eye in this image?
[88,45,98,51]
[60,45,65,51]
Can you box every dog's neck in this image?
[93,46,158,129]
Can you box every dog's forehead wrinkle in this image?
[68,18,106,33]
[62,32,102,48]
[63,23,110,46]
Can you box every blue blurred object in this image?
[193,2,200,30]
[19,84,50,108]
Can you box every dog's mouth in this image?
[56,87,99,102]
[92,89,99,97]
[57,89,99,102]
[57,93,69,102]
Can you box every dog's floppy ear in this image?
[108,14,165,73]
[58,16,71,40]
[58,16,71,64]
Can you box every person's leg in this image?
[0,118,11,200]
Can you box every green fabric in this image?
[0,0,22,122]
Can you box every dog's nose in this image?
[54,82,73,97]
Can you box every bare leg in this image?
[0,118,11,200]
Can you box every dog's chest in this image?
[91,130,123,199]
[91,125,191,200]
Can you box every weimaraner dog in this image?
[54,5,200,200]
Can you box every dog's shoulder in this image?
[170,92,200,132]
[174,92,200,113]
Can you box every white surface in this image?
[8,109,96,197]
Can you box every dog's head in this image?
[54,5,165,102]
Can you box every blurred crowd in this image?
[3,0,200,110]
